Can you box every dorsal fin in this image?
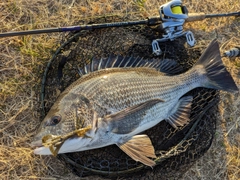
[77,55,183,76]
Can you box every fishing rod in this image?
[0,11,238,37]
[0,0,239,55]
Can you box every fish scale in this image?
[66,69,196,124]
[68,68,197,130]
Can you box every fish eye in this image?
[47,116,61,126]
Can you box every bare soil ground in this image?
[0,0,239,179]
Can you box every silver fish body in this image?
[31,40,238,167]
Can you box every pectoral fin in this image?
[166,96,193,129]
[117,135,156,167]
[103,99,164,134]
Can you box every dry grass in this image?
[0,0,239,179]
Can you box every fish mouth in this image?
[30,140,43,148]
[30,140,49,154]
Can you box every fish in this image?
[31,40,238,167]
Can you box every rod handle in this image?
[186,13,206,22]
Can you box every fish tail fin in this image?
[195,39,238,93]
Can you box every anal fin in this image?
[166,96,193,129]
[117,135,156,167]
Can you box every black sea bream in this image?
[31,40,238,167]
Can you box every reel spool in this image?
[152,0,196,55]
[159,0,188,20]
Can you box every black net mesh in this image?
[41,15,219,179]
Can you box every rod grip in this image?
[186,13,206,22]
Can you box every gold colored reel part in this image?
[42,125,92,156]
